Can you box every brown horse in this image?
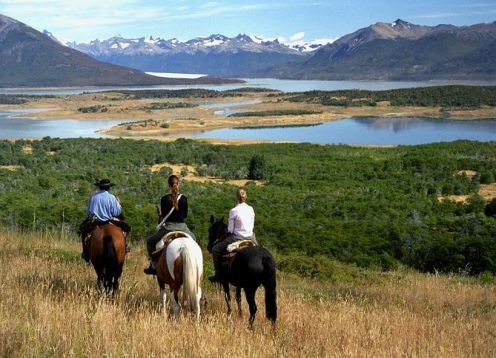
[88,223,127,295]
[153,233,203,319]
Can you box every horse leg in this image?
[169,287,181,318]
[244,286,258,329]
[236,286,243,317]
[159,282,168,318]
[222,282,232,316]
[195,286,202,321]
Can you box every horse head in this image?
[207,215,227,253]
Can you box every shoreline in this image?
[1,89,495,145]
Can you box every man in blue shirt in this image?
[79,179,130,262]
[87,181,122,221]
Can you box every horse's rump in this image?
[165,237,203,281]
[88,223,127,294]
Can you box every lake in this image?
[0,110,122,139]
[1,80,496,144]
[1,78,496,95]
[172,117,496,145]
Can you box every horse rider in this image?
[210,188,257,282]
[144,174,196,275]
[79,179,131,262]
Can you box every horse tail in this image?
[181,243,200,312]
[262,255,277,323]
[103,235,118,287]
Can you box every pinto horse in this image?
[207,216,277,327]
[153,232,203,319]
[88,222,127,295]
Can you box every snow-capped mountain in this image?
[67,33,333,76]
[69,33,330,56]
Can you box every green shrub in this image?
[480,172,495,184]
[248,154,268,180]
[485,199,496,217]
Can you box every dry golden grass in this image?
[438,170,496,203]
[0,165,24,171]
[149,162,265,187]
[0,230,495,357]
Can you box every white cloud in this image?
[0,0,329,42]
[289,32,305,42]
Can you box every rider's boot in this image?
[144,258,157,275]
[208,254,224,283]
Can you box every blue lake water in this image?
[1,79,496,143]
[0,110,122,139]
[1,78,496,95]
[173,117,496,145]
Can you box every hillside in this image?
[0,230,495,356]
[0,138,495,276]
[67,34,331,76]
[0,14,239,87]
[259,20,496,80]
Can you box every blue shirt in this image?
[87,190,122,221]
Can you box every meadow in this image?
[0,138,496,276]
[1,230,495,357]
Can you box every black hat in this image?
[94,179,115,189]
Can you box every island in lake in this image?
[1,85,495,143]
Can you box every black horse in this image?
[207,216,277,327]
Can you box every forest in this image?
[285,85,496,108]
[0,138,495,277]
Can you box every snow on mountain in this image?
[68,33,331,56]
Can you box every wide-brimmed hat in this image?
[94,179,115,188]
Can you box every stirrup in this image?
[144,266,157,275]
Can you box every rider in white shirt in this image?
[210,188,257,282]
[228,200,255,239]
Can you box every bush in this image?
[485,199,496,217]
[480,172,495,184]
[248,154,268,180]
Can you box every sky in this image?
[0,0,495,43]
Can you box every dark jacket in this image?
[160,194,188,223]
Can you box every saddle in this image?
[151,231,190,259]
[221,239,257,266]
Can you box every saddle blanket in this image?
[226,239,257,253]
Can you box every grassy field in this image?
[1,230,495,357]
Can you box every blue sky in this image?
[0,0,495,43]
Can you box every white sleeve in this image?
[228,208,236,233]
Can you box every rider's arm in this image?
[227,208,236,234]
[87,194,94,215]
[179,195,188,219]
[111,196,122,217]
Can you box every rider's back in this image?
[88,191,121,221]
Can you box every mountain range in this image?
[260,19,496,80]
[0,14,238,87]
[2,13,496,85]
[68,34,332,77]
[66,19,496,80]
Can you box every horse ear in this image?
[210,215,215,224]
[221,216,225,223]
